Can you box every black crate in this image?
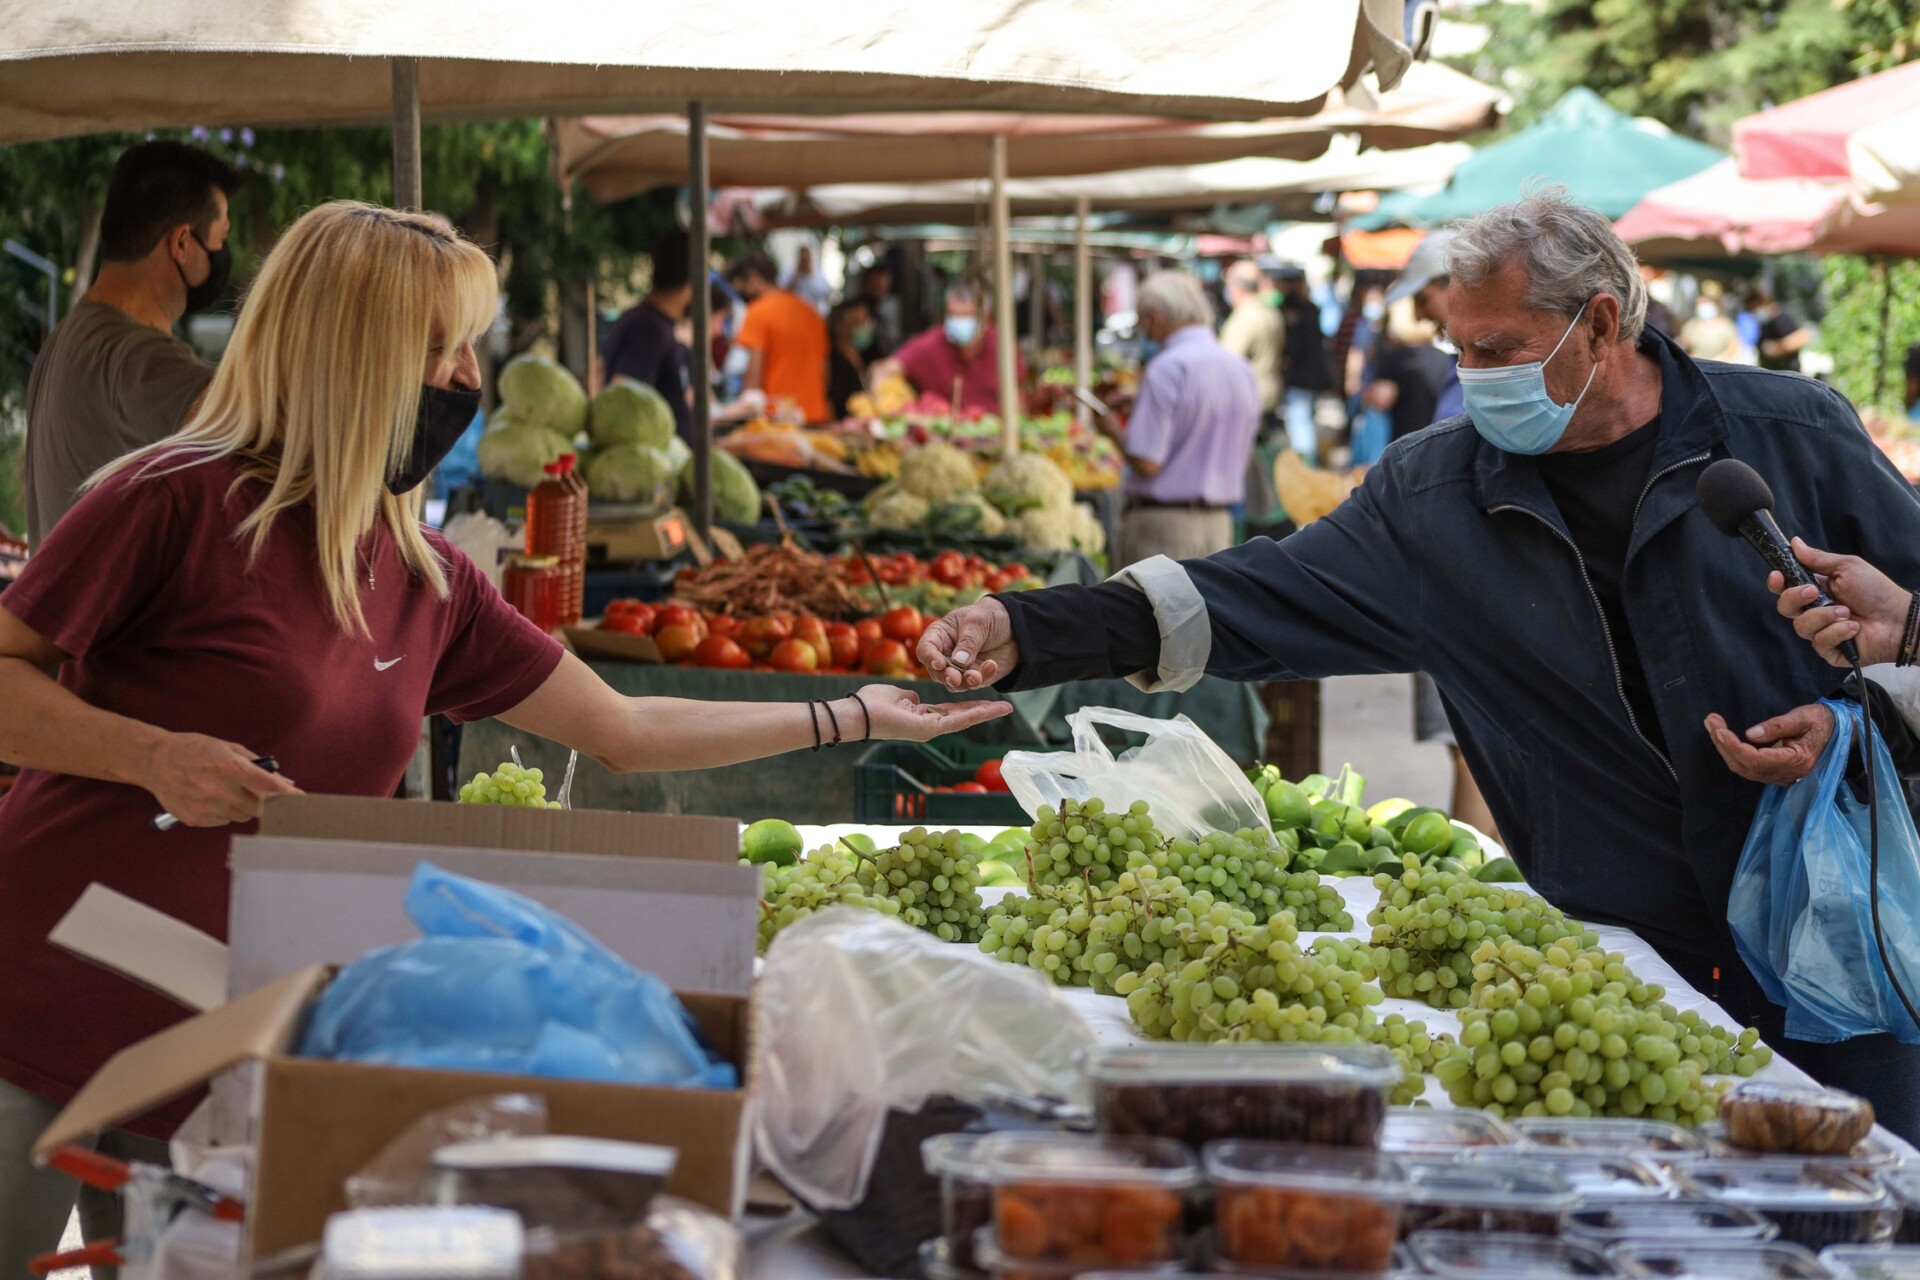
[853,741,1036,825]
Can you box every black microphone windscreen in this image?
[1697,459,1776,537]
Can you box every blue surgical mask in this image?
[1457,301,1597,456]
[944,315,980,347]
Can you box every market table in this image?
[739,822,1917,1279]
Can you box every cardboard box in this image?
[42,795,762,1255]
[565,624,664,664]
[34,965,757,1258]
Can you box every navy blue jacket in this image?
[1006,331,1920,967]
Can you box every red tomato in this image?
[654,624,702,662]
[951,782,989,794]
[738,615,793,659]
[999,563,1031,580]
[825,622,861,669]
[603,604,655,636]
[705,613,741,640]
[770,638,820,673]
[863,639,912,677]
[985,571,1017,592]
[791,617,832,668]
[880,606,924,644]
[652,604,698,635]
[854,618,885,647]
[693,636,751,669]
[974,758,1008,792]
[930,550,969,587]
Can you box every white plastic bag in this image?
[752,907,1096,1210]
[1001,707,1272,841]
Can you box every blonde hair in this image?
[96,201,497,635]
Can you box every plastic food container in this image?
[1472,1149,1673,1201]
[1820,1244,1920,1278]
[1516,1117,1708,1157]
[1610,1241,1833,1278]
[1564,1197,1778,1247]
[1396,1156,1578,1238]
[427,1136,676,1233]
[1404,1230,1619,1276]
[322,1207,524,1280]
[1696,1124,1903,1175]
[1205,1141,1404,1272]
[923,1133,996,1274]
[1676,1160,1893,1251]
[971,1230,1188,1280]
[1718,1083,1877,1157]
[1381,1107,1517,1155]
[1089,1043,1398,1150]
[919,1236,981,1280]
[981,1133,1198,1266]
[1887,1168,1920,1244]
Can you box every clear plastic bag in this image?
[1728,699,1920,1044]
[346,1095,549,1209]
[752,907,1097,1211]
[1001,707,1272,841]
[298,863,739,1087]
[520,1196,744,1280]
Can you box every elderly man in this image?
[870,283,1019,417]
[1103,272,1260,567]
[920,191,1920,1139]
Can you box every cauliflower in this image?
[984,453,1074,515]
[1008,505,1077,552]
[867,482,932,530]
[1069,502,1107,555]
[898,442,980,501]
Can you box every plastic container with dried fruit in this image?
[1694,1121,1903,1177]
[1819,1243,1920,1278]
[1718,1082,1877,1157]
[1380,1106,1517,1155]
[1610,1240,1833,1278]
[980,1133,1198,1267]
[427,1136,676,1234]
[1887,1168,1920,1245]
[1469,1149,1672,1202]
[1513,1116,1707,1158]
[1088,1043,1398,1151]
[970,1230,1189,1280]
[1403,1229,1620,1277]
[1395,1156,1577,1239]
[921,1132,1003,1275]
[1675,1160,1894,1252]
[1562,1196,1778,1247]
[1204,1141,1404,1272]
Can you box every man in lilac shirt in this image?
[1101,271,1259,567]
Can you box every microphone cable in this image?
[1846,656,1920,1037]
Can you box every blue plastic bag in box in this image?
[298,862,739,1087]
[1728,699,1920,1044]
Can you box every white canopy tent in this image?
[0,0,1412,529]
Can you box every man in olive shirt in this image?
[24,141,237,544]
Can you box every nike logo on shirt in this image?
[373,656,405,672]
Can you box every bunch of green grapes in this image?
[1366,862,1595,1009]
[756,829,984,952]
[981,865,1230,995]
[1128,831,1353,932]
[1359,1012,1458,1104]
[1022,798,1160,889]
[1117,908,1384,1043]
[1430,936,1773,1123]
[458,762,561,808]
[849,827,986,943]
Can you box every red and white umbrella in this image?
[1615,158,1920,259]
[1733,61,1920,182]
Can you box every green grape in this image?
[456,761,561,808]
[755,828,986,952]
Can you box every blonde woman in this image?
[0,202,1006,1271]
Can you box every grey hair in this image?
[1444,187,1647,345]
[1137,271,1215,329]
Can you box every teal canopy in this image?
[1357,88,1724,229]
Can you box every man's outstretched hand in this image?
[1705,705,1835,786]
[918,598,1020,692]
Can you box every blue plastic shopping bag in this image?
[298,862,739,1087]
[1729,699,1920,1044]
[1350,408,1393,467]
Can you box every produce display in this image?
[1206,1141,1402,1271]
[480,355,588,487]
[1250,763,1498,879]
[1395,1156,1578,1238]
[457,761,562,808]
[1674,1161,1894,1251]
[983,1134,1196,1267]
[676,447,763,525]
[1091,1044,1395,1150]
[1480,1149,1673,1201]
[668,542,859,621]
[865,446,1104,555]
[841,378,1125,493]
[752,829,986,952]
[1515,1115,1707,1155]
[1718,1081,1879,1156]
[1380,1107,1518,1154]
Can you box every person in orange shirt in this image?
[728,250,831,424]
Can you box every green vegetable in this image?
[1400,811,1455,859]
[497,354,587,438]
[589,380,676,450]
[477,419,572,487]
[1473,857,1524,883]
[1367,797,1416,825]
[1299,773,1335,799]
[898,442,981,502]
[1321,840,1369,874]
[1264,779,1312,830]
[677,448,762,524]
[586,444,677,502]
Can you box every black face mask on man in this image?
[388,383,482,494]
[176,230,232,315]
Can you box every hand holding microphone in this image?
[1769,539,1913,669]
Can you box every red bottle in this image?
[525,456,585,627]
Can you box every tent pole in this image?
[1878,255,1894,411]
[991,135,1019,455]
[1028,248,1045,357]
[1074,196,1092,430]
[689,101,713,539]
[391,57,423,210]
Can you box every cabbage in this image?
[677,447,763,525]
[497,354,587,438]
[590,380,676,450]
[478,421,572,488]
[587,444,677,503]
[662,435,693,478]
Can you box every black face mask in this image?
[177,231,232,315]
[389,383,482,494]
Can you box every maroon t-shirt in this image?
[894,324,1024,416]
[0,455,562,1130]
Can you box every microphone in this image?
[1696,458,1861,666]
